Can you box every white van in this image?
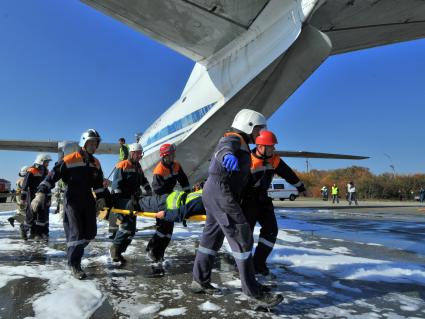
[267,178,299,201]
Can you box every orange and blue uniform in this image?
[193,132,262,297]
[242,150,305,274]
[110,159,152,255]
[37,150,109,267]
[146,159,190,262]
[21,165,50,238]
[152,160,190,195]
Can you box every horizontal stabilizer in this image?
[275,150,369,160]
[0,139,119,155]
[0,139,58,153]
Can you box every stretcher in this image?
[99,207,207,222]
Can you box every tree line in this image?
[295,166,425,200]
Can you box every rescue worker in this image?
[331,183,339,204]
[7,166,29,240]
[110,143,152,264]
[242,130,305,276]
[31,129,110,279]
[146,143,190,263]
[192,109,283,308]
[119,137,129,161]
[21,154,52,240]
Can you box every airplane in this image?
[2,0,423,183]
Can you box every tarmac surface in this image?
[0,198,424,318]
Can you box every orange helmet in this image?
[160,143,176,157]
[255,130,278,146]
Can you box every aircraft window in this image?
[274,184,285,190]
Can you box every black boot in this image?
[190,281,222,295]
[110,244,120,262]
[249,292,284,310]
[19,225,27,241]
[71,265,87,280]
[7,217,15,227]
[255,264,270,276]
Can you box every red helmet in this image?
[255,130,278,146]
[160,143,176,157]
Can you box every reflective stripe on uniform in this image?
[67,239,90,247]
[40,181,51,188]
[185,190,202,204]
[294,181,303,187]
[258,237,275,248]
[93,188,105,193]
[250,165,274,174]
[66,162,86,169]
[35,221,48,226]
[114,189,122,193]
[198,245,217,256]
[155,230,172,239]
[232,251,252,260]
[166,191,185,210]
[118,228,132,234]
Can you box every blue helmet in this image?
[79,129,101,148]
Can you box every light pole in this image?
[384,153,396,177]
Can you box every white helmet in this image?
[79,129,101,148]
[19,165,29,177]
[231,109,267,135]
[34,153,52,165]
[129,143,143,152]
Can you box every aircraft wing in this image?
[0,139,119,155]
[80,0,269,63]
[81,0,425,62]
[310,0,425,55]
[275,150,369,160]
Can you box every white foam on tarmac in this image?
[158,307,187,316]
[198,301,221,311]
[330,246,352,254]
[269,243,425,285]
[385,293,425,312]
[0,238,33,251]
[138,303,162,315]
[0,265,103,318]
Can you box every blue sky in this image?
[1,1,424,184]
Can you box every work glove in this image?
[31,192,46,212]
[96,198,107,211]
[222,154,239,172]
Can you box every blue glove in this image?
[222,154,239,172]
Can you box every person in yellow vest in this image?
[332,184,339,204]
[118,137,130,161]
[113,190,205,225]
